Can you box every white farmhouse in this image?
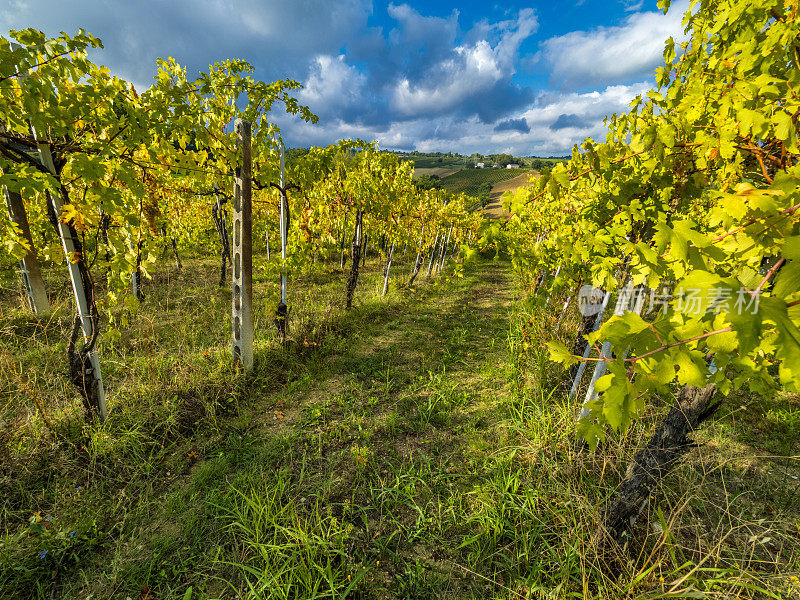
[506,163,520,169]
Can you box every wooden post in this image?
[232,119,253,371]
[36,138,107,421]
[4,187,50,315]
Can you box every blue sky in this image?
[1,0,690,155]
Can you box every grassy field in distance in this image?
[439,168,532,197]
[411,167,461,179]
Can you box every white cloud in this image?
[388,8,538,117]
[538,0,690,89]
[2,0,674,155]
[622,0,645,12]
[298,55,367,115]
[0,0,371,88]
[282,81,651,156]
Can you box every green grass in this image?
[1,248,799,599]
[439,169,531,197]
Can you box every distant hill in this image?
[404,156,467,169]
[482,172,535,219]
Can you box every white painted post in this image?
[544,264,561,308]
[232,119,253,371]
[438,226,453,271]
[4,187,50,315]
[382,241,395,297]
[426,232,440,277]
[279,143,287,304]
[577,281,642,421]
[568,290,612,400]
[410,226,424,277]
[555,289,574,334]
[36,139,107,420]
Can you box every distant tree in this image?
[415,174,443,190]
[478,182,493,207]
[530,158,549,171]
[491,153,515,167]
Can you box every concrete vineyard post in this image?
[544,265,561,308]
[279,143,288,304]
[577,281,644,423]
[232,119,253,371]
[4,187,50,315]
[408,226,425,287]
[36,137,107,421]
[555,291,574,333]
[439,226,452,271]
[568,289,611,399]
[426,232,439,277]
[382,241,395,297]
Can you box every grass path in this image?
[2,257,548,600]
[3,255,799,599]
[208,259,531,598]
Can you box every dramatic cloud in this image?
[297,55,370,122]
[0,0,372,87]
[495,118,531,133]
[282,81,650,156]
[537,0,690,90]
[379,6,539,122]
[550,113,592,130]
[2,0,674,154]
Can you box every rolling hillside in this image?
[439,168,532,196]
[482,171,535,219]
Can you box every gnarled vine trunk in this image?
[602,384,720,561]
[346,210,363,309]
